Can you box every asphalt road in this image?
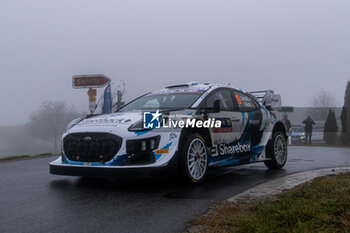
[1,146,350,233]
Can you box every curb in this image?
[0,154,56,162]
[227,167,350,203]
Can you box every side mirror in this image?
[213,99,221,113]
[265,105,272,111]
[200,109,208,120]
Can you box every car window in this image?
[119,93,202,111]
[205,89,234,111]
[233,91,259,112]
[143,99,160,108]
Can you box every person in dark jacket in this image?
[302,115,315,144]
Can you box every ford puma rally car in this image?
[50,82,288,184]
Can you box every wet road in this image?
[1,146,350,233]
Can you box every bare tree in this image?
[112,80,126,111]
[307,89,339,121]
[27,101,81,153]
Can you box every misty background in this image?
[0,0,349,156]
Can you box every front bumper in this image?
[49,155,177,178]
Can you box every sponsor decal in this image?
[213,128,233,133]
[155,149,169,154]
[146,88,207,97]
[135,130,151,136]
[78,117,131,125]
[217,142,251,156]
[83,136,92,142]
[213,118,233,133]
[235,94,242,105]
[169,133,177,140]
[154,142,172,160]
[213,128,232,133]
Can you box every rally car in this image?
[50,82,288,184]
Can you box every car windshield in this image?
[118,91,204,112]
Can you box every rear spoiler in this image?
[249,90,281,110]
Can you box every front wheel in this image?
[178,133,208,185]
[264,132,288,169]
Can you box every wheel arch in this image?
[265,120,288,165]
[179,127,212,150]
[272,120,287,139]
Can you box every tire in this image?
[178,133,209,185]
[264,131,288,169]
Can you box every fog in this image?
[1,0,350,126]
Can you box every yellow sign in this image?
[89,96,96,103]
[87,88,97,96]
[87,88,97,103]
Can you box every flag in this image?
[103,84,112,114]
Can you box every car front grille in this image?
[63,133,122,162]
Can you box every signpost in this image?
[72,74,111,89]
[72,74,111,114]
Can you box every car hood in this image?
[74,111,143,128]
[67,109,193,134]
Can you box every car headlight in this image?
[128,118,167,131]
[65,118,82,131]
[126,136,161,153]
[128,120,145,131]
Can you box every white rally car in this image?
[50,82,288,184]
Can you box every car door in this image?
[232,90,264,149]
[198,88,243,162]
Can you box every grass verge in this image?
[189,173,350,233]
[0,153,56,162]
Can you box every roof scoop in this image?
[166,81,199,88]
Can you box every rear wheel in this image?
[178,133,208,185]
[264,131,287,169]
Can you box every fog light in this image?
[150,139,156,150]
[141,141,147,151]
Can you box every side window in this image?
[206,89,234,111]
[233,91,259,112]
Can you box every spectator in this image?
[302,115,315,144]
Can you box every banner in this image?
[94,84,112,114]
[103,84,112,114]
